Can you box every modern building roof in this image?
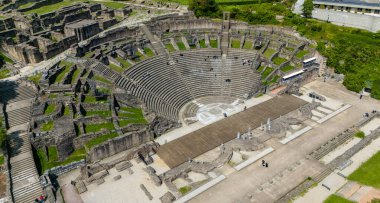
[314,0,380,8]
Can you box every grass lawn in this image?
[84,123,115,133]
[118,107,147,126]
[0,68,10,79]
[0,52,13,63]
[54,66,71,83]
[101,1,126,9]
[24,0,126,15]
[281,65,294,72]
[82,95,107,103]
[48,94,58,99]
[323,194,355,203]
[85,110,111,117]
[179,186,191,195]
[44,104,56,115]
[108,63,123,73]
[19,2,34,9]
[272,56,287,65]
[116,57,131,69]
[263,48,276,59]
[94,75,111,84]
[284,47,295,52]
[41,121,54,131]
[71,68,81,83]
[63,106,70,115]
[296,50,310,59]
[96,87,111,94]
[243,40,252,49]
[355,131,365,139]
[199,39,207,48]
[177,42,187,50]
[231,39,241,48]
[257,66,265,72]
[165,43,176,52]
[348,151,380,188]
[85,132,119,149]
[261,67,274,80]
[28,73,42,85]
[35,147,86,174]
[210,39,218,48]
[143,48,155,57]
[84,50,95,58]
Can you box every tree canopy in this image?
[302,0,314,18]
[189,0,220,17]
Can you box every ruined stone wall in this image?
[88,130,153,162]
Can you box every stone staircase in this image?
[140,24,167,56]
[221,12,230,55]
[0,84,43,203]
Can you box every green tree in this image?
[371,80,380,100]
[302,0,314,18]
[189,0,219,17]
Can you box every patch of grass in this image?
[177,42,186,50]
[323,194,355,203]
[0,155,4,165]
[263,48,276,59]
[44,104,56,115]
[36,147,86,174]
[108,63,123,73]
[116,57,131,69]
[354,131,365,139]
[41,121,54,131]
[85,132,118,149]
[0,52,13,63]
[48,94,58,99]
[261,67,274,79]
[199,39,207,48]
[94,75,111,84]
[243,40,252,49]
[0,68,10,79]
[84,50,95,58]
[29,73,42,85]
[96,87,111,95]
[284,47,295,52]
[71,68,81,83]
[210,39,218,48]
[19,2,34,9]
[84,123,115,133]
[85,110,111,117]
[272,57,287,65]
[101,1,126,9]
[296,50,310,59]
[54,66,71,83]
[82,95,106,103]
[178,186,191,195]
[165,43,176,52]
[63,106,70,115]
[281,65,294,72]
[348,151,380,188]
[143,48,155,57]
[231,39,241,48]
[257,66,265,72]
[118,107,147,126]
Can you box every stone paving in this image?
[189,79,380,203]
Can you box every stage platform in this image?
[157,95,307,168]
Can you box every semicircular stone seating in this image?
[119,48,261,122]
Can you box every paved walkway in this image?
[189,79,380,203]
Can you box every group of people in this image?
[262,160,269,168]
[242,59,253,66]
